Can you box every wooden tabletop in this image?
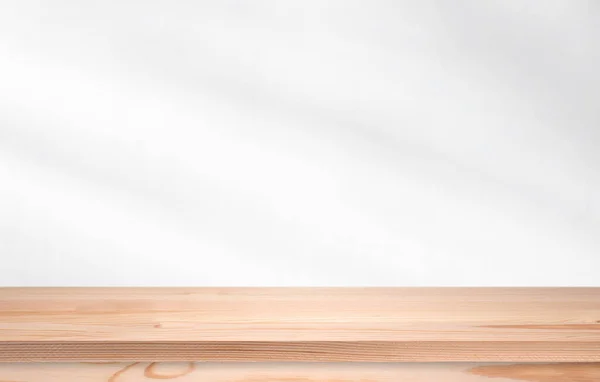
[1,288,599,362]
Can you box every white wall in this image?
[0,1,598,286]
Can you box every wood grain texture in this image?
[0,362,599,382]
[3,341,600,363]
[0,288,599,362]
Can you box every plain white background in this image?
[0,1,598,286]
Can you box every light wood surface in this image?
[1,288,599,362]
[0,362,599,382]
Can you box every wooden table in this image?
[0,288,598,381]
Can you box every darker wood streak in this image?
[1,341,599,362]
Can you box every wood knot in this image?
[144,362,195,379]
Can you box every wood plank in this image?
[0,362,599,382]
[1,288,599,362]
